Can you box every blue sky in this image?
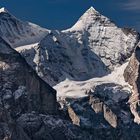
[1,0,140,31]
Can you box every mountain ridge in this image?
[16,6,139,86]
[0,7,48,47]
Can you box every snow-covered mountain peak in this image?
[66,6,115,31]
[16,6,139,87]
[0,7,8,13]
[85,6,98,15]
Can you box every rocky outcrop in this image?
[124,45,140,124]
[0,112,92,140]
[67,83,132,128]
[16,113,91,140]
[62,83,140,139]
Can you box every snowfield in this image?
[54,62,131,99]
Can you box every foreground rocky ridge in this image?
[0,37,91,140]
[0,37,57,114]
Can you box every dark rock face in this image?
[68,83,132,128]
[124,45,140,124]
[16,113,91,140]
[0,113,92,140]
[0,37,58,115]
[64,83,140,139]
[0,37,57,139]
[0,37,92,140]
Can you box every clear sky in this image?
[1,0,140,31]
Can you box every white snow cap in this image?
[0,7,8,13]
[80,6,99,19]
[84,6,99,16]
[65,6,99,31]
[87,6,97,13]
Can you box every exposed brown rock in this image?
[103,104,118,128]
[124,45,140,123]
[89,96,103,113]
[68,106,80,126]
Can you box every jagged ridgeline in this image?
[12,7,140,86]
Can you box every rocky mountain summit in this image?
[0,6,140,140]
